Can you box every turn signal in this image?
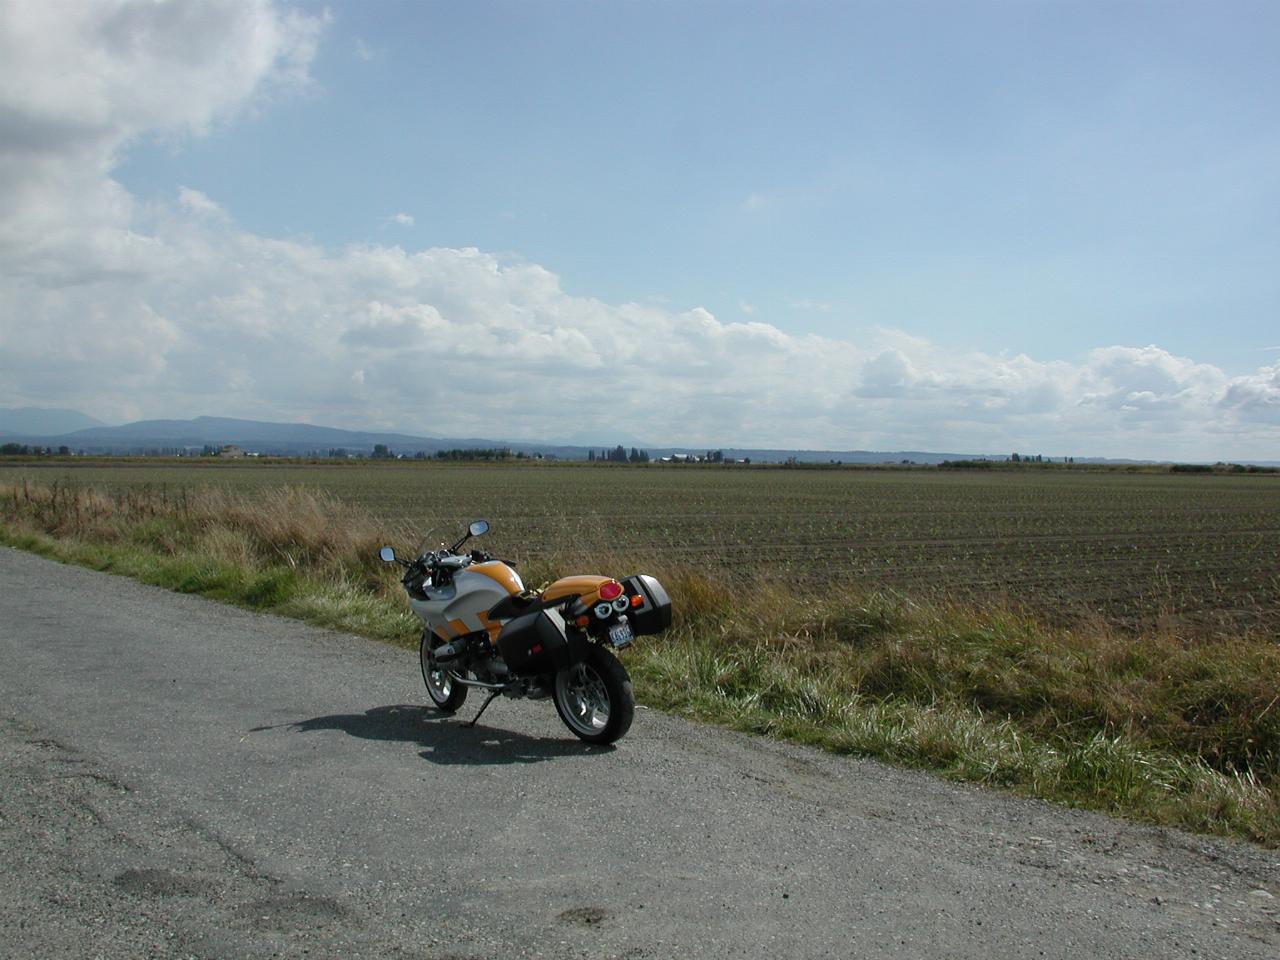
[599,580,623,601]
[630,594,644,608]
[575,614,590,628]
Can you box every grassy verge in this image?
[3,477,1277,846]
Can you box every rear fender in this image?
[540,574,614,607]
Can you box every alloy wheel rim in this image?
[428,668,452,700]
[423,649,453,702]
[557,662,611,734]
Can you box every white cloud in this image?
[1221,361,1280,424]
[178,186,226,218]
[0,1,1276,459]
[385,212,415,227]
[0,0,324,286]
[855,349,915,398]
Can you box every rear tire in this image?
[420,633,468,713]
[552,645,634,744]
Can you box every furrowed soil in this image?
[3,458,1278,634]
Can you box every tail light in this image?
[598,580,623,601]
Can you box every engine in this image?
[431,632,509,684]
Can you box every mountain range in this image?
[5,408,1272,466]
[0,409,998,464]
[0,407,107,436]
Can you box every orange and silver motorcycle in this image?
[379,520,671,744]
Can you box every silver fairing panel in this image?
[408,567,522,639]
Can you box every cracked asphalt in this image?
[1,546,1277,959]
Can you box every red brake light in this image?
[599,580,623,601]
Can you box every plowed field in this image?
[4,460,1277,633]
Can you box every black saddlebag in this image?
[497,608,572,676]
[620,574,673,635]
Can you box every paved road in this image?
[1,546,1276,959]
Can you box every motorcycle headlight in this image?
[593,602,613,619]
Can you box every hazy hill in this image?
[61,416,442,448]
[0,412,997,461]
[1,413,580,458]
[32,416,513,457]
[0,407,106,436]
[6,409,1272,466]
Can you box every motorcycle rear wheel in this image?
[419,633,468,713]
[552,645,634,744]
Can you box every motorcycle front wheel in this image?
[419,633,468,713]
[552,645,634,744]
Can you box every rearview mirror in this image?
[379,546,396,563]
[468,519,489,537]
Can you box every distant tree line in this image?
[1010,453,1074,463]
[2,443,73,456]
[434,448,525,461]
[586,447,744,463]
[590,445,651,463]
[1216,462,1277,474]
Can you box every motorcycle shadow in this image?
[285,704,611,765]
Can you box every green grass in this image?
[2,474,1277,847]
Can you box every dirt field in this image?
[3,459,1278,633]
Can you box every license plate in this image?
[608,621,634,649]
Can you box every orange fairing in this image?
[441,611,504,646]
[541,575,617,606]
[467,561,523,595]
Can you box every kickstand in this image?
[465,690,501,728]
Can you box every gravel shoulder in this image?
[1,546,1277,959]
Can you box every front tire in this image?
[419,633,468,713]
[552,645,634,744]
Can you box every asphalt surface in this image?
[1,546,1277,960]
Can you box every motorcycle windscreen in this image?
[496,608,571,676]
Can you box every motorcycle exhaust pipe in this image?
[432,641,465,662]
[446,674,510,691]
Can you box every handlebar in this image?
[408,549,517,575]
[468,549,515,564]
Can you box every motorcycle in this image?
[379,520,671,744]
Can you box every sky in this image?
[1,0,1278,458]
